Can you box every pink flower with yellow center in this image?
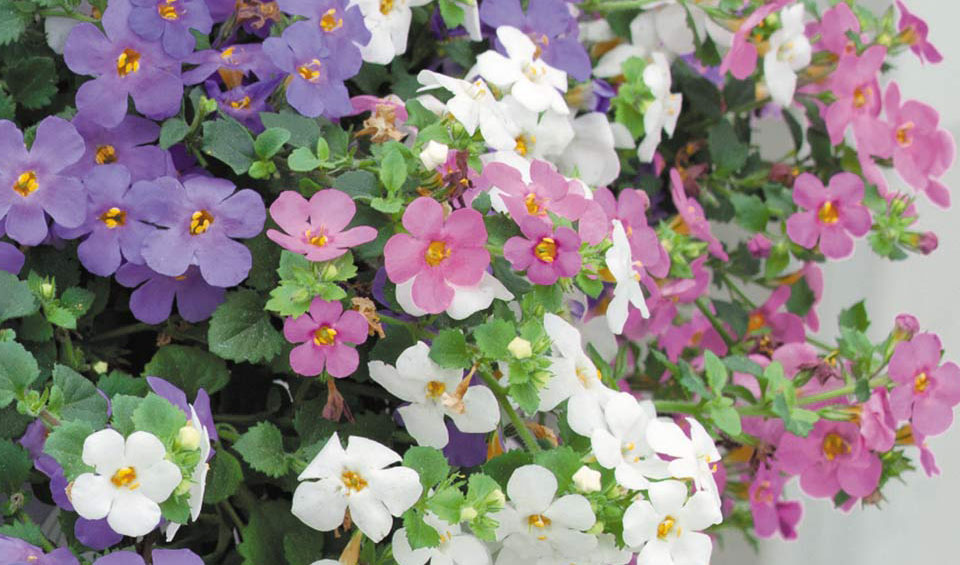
[785,172,871,260]
[776,420,881,500]
[284,297,368,378]
[503,216,581,286]
[888,332,960,437]
[267,189,377,262]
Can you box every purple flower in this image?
[504,217,581,285]
[262,22,359,118]
[66,115,171,182]
[443,421,489,467]
[205,78,279,133]
[64,0,184,127]
[115,263,226,324]
[206,0,234,22]
[0,228,24,274]
[0,535,79,565]
[479,0,590,81]
[93,549,204,565]
[129,0,213,58]
[182,43,276,85]
[132,175,265,287]
[55,165,153,276]
[888,332,960,437]
[777,421,881,499]
[0,118,86,245]
[276,0,370,73]
[283,297,368,378]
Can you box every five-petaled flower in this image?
[284,296,369,378]
[786,172,871,260]
[267,189,377,262]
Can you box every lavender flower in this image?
[276,0,370,73]
[115,263,226,324]
[0,535,79,565]
[64,0,184,127]
[66,115,171,182]
[129,0,213,58]
[205,78,280,133]
[147,376,218,441]
[479,0,590,81]
[182,43,277,85]
[0,118,86,245]
[93,549,204,565]
[0,227,24,274]
[132,175,265,287]
[263,22,359,118]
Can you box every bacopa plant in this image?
[0,0,954,563]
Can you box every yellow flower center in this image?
[379,0,394,14]
[321,8,343,32]
[189,210,214,235]
[426,380,446,399]
[221,46,236,60]
[822,432,851,460]
[95,145,118,165]
[110,466,140,490]
[901,25,919,46]
[230,96,252,110]
[747,312,766,332]
[313,325,338,346]
[117,48,141,77]
[158,0,180,20]
[534,237,557,263]
[12,171,38,197]
[527,514,551,529]
[514,134,536,157]
[425,240,451,267]
[341,470,368,492]
[753,480,774,503]
[657,516,677,540]
[914,371,930,394]
[524,193,547,216]
[817,201,839,224]
[305,229,328,247]
[99,207,127,229]
[896,121,915,147]
[297,60,323,82]
[853,86,870,109]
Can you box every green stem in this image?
[218,501,246,531]
[37,9,99,23]
[694,297,736,348]
[718,272,758,309]
[87,322,153,342]
[478,371,541,453]
[798,376,891,406]
[805,336,834,351]
[580,0,662,12]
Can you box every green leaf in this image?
[0,440,31,494]
[110,395,140,437]
[708,119,748,174]
[0,341,39,409]
[677,360,711,399]
[713,300,748,339]
[259,111,322,148]
[97,371,148,397]
[426,486,465,524]
[575,271,604,299]
[51,365,108,428]
[315,137,330,161]
[429,329,472,369]
[723,355,764,377]
[0,272,38,323]
[202,118,256,175]
[160,493,192,524]
[0,0,28,46]
[839,300,870,332]
[438,0,465,28]
[144,345,231,396]
[703,351,728,394]
[288,147,322,172]
[481,450,531,487]
[403,446,449,490]
[239,500,310,565]
[709,400,742,436]
[379,147,408,193]
[6,57,57,110]
[782,108,804,152]
[474,320,515,360]
[208,290,285,364]
[764,241,790,279]
[785,277,816,317]
[403,508,442,549]
[533,447,581,492]
[133,393,187,447]
[60,287,94,319]
[255,127,291,159]
[0,520,47,548]
[729,193,769,232]
[234,421,290,478]
[44,420,96,480]
[370,196,404,214]
[203,449,243,504]
[159,118,189,149]
[283,523,326,565]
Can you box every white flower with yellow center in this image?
[417,70,516,149]
[646,417,722,505]
[497,95,574,160]
[622,480,722,565]
[355,0,434,64]
[604,220,650,335]
[70,429,182,537]
[292,432,423,542]
[473,26,569,115]
[491,465,597,565]
[392,512,492,565]
[763,4,812,107]
[395,271,514,321]
[369,342,500,448]
[591,392,669,491]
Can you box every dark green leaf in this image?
[202,118,256,175]
[429,329,472,369]
[6,57,57,110]
[0,341,39,409]
[144,345,230,396]
[133,393,188,447]
[51,365,108,428]
[708,120,748,174]
[44,420,96,480]
[254,127,291,159]
[403,446,449,490]
[259,111,322,148]
[159,118,189,149]
[233,421,289,478]
[0,440,31,494]
[208,290,285,364]
[838,300,870,332]
[203,450,243,504]
[0,272,38,323]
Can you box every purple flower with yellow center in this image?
[205,78,279,133]
[0,535,79,565]
[133,175,265,287]
[56,165,153,277]
[66,114,170,182]
[276,0,370,73]
[263,22,359,119]
[182,43,277,85]
[0,117,86,246]
[129,0,213,58]
[116,263,226,324]
[64,0,184,127]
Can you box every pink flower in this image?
[669,169,728,261]
[896,1,942,64]
[350,94,408,122]
[746,234,772,258]
[860,388,896,451]
[809,2,859,57]
[888,333,960,437]
[748,286,805,344]
[785,172,871,259]
[777,420,882,499]
[882,82,955,208]
[823,46,888,152]
[660,310,728,363]
[594,187,669,278]
[284,297,368,378]
[748,464,803,540]
[719,0,792,80]
[267,190,377,262]
[503,216,581,285]
[384,197,490,314]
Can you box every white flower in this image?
[292,433,423,542]
[420,140,450,170]
[356,0,434,64]
[637,52,682,163]
[496,95,574,159]
[165,407,212,541]
[557,112,622,187]
[369,342,499,448]
[590,392,669,490]
[575,533,634,565]
[572,466,602,493]
[646,417,721,503]
[461,0,482,41]
[395,272,514,320]
[605,220,650,335]
[763,4,812,107]
[393,513,492,565]
[473,26,569,115]
[418,70,515,148]
[541,313,617,437]
[71,429,182,537]
[622,480,722,565]
[492,465,597,565]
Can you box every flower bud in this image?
[485,488,506,509]
[92,361,109,374]
[459,506,478,521]
[746,234,772,258]
[176,425,201,451]
[40,282,55,300]
[507,337,532,359]
[572,466,602,493]
[175,477,193,496]
[918,232,938,255]
[419,140,449,171]
[893,314,920,342]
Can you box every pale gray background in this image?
[717,0,960,563]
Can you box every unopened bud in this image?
[175,477,193,496]
[459,506,478,521]
[572,466,602,493]
[918,232,938,255]
[746,234,772,258]
[93,361,109,374]
[40,282,55,300]
[419,140,449,171]
[507,337,532,359]
[485,488,506,509]
[893,314,920,342]
[176,425,201,451]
